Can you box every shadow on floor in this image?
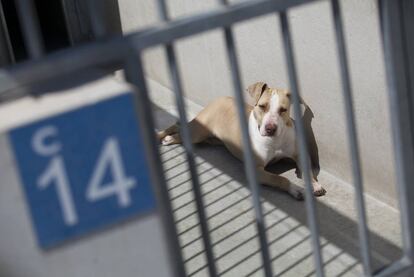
[153,103,402,276]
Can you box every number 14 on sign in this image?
[33,125,137,226]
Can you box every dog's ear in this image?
[247,82,268,105]
[282,89,307,105]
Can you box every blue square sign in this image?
[9,93,157,248]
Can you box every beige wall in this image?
[118,0,397,207]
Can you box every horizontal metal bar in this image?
[131,0,319,50]
[330,0,372,275]
[0,37,126,101]
[374,256,412,277]
[0,0,320,100]
[279,11,324,277]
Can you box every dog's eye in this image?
[279,107,287,114]
[258,104,266,109]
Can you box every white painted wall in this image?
[118,0,397,207]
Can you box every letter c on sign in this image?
[32,126,62,157]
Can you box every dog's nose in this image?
[265,123,277,136]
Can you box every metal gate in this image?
[0,0,413,276]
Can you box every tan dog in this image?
[158,82,326,200]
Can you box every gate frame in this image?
[1,0,414,276]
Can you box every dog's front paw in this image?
[288,184,304,201]
[312,182,326,197]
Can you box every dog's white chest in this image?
[249,113,296,166]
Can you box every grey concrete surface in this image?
[118,0,398,208]
[150,78,403,277]
[0,75,172,277]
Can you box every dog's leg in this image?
[293,156,326,196]
[204,137,224,146]
[157,123,181,145]
[157,123,179,141]
[257,167,304,200]
[160,133,182,145]
[310,177,326,196]
[158,119,211,146]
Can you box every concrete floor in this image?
[149,78,403,277]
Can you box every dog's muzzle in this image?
[264,123,277,136]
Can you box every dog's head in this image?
[247,82,292,137]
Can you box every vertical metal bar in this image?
[165,43,218,277]
[379,0,414,268]
[330,1,373,275]
[0,1,15,64]
[59,0,76,45]
[124,52,186,277]
[156,1,218,276]
[217,1,272,276]
[15,0,44,58]
[223,29,274,277]
[86,0,107,38]
[279,11,324,277]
